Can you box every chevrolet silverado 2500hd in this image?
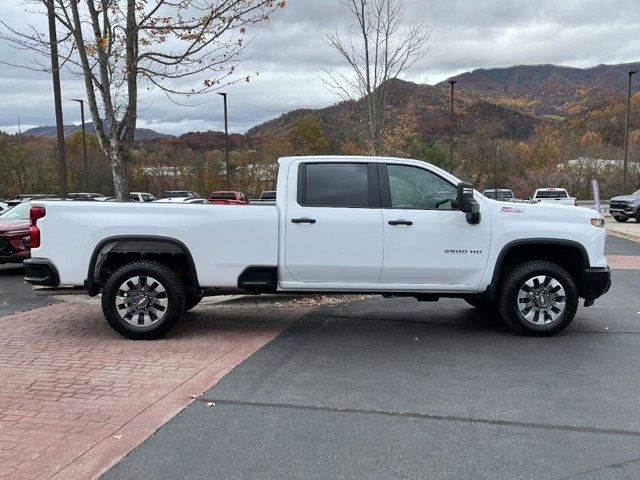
[24,156,610,339]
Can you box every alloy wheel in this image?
[115,275,168,327]
[516,275,566,325]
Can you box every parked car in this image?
[0,201,31,264]
[154,197,210,204]
[26,155,610,340]
[162,190,199,199]
[6,194,55,207]
[531,188,577,206]
[482,189,515,201]
[67,193,106,200]
[130,192,157,203]
[609,189,640,223]
[208,191,250,205]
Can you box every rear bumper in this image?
[24,258,60,287]
[584,267,611,302]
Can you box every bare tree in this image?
[2,0,285,200]
[324,0,429,155]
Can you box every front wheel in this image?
[101,260,185,339]
[498,260,578,336]
[613,215,628,222]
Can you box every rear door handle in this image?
[388,219,413,226]
[291,217,316,224]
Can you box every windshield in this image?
[0,202,30,220]
[485,190,513,199]
[210,193,236,200]
[633,190,640,196]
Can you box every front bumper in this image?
[609,205,636,217]
[583,267,611,304]
[24,259,60,287]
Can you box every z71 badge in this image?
[499,206,524,213]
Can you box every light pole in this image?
[622,70,638,193]
[46,0,68,196]
[448,80,456,173]
[71,99,89,191]
[218,92,230,189]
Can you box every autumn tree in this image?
[324,0,429,155]
[2,0,285,200]
[289,113,331,155]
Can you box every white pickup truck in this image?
[25,156,610,339]
[532,188,577,206]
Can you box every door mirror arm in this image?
[456,182,481,225]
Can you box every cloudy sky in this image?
[0,0,639,135]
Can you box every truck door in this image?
[283,161,383,285]
[378,163,490,289]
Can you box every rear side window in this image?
[301,163,369,207]
[536,190,567,198]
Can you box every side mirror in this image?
[456,182,481,224]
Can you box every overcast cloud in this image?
[0,0,639,135]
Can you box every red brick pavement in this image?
[0,301,309,480]
[606,254,640,270]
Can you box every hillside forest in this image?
[1,63,640,200]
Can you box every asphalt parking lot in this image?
[0,264,54,316]
[101,235,640,480]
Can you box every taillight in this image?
[29,206,46,249]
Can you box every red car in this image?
[0,202,31,264]
[208,191,250,205]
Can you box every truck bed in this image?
[32,201,279,287]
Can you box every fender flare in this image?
[486,238,590,299]
[84,235,199,296]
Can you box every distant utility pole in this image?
[71,99,89,191]
[218,92,230,189]
[494,144,500,192]
[17,115,22,145]
[622,70,638,194]
[46,0,68,196]
[448,79,456,173]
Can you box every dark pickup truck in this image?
[610,190,640,222]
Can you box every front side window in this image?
[303,163,369,207]
[387,164,457,210]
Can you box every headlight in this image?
[590,218,605,228]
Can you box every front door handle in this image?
[291,217,317,224]
[388,219,413,226]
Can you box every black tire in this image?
[498,260,578,336]
[184,291,204,312]
[636,211,640,223]
[101,260,185,340]
[464,297,497,312]
[613,215,628,222]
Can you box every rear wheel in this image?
[613,215,628,222]
[101,260,185,339]
[498,260,578,336]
